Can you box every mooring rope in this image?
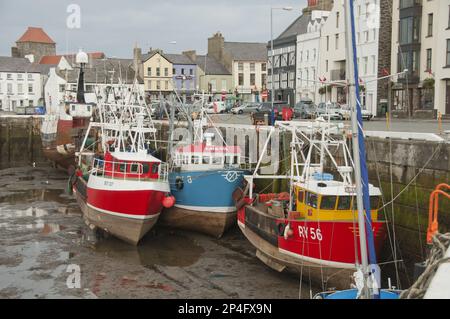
[400,232,450,299]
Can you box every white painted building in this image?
[296,10,330,103]
[0,56,47,112]
[318,0,380,115]
[44,58,144,114]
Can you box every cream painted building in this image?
[318,0,380,115]
[182,51,232,97]
[391,0,450,117]
[142,50,174,99]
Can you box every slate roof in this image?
[16,27,55,44]
[165,53,196,65]
[193,55,230,75]
[56,58,143,84]
[276,13,311,40]
[0,56,48,74]
[223,42,267,61]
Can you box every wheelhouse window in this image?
[152,163,159,174]
[370,196,381,210]
[337,196,352,210]
[130,163,141,174]
[297,190,305,203]
[306,192,318,209]
[320,196,337,210]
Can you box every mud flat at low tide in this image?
[0,166,315,299]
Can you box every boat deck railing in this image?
[90,158,169,183]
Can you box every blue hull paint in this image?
[169,169,247,213]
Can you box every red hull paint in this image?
[277,219,386,266]
[87,188,165,217]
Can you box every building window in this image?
[17,74,23,81]
[238,63,243,71]
[250,63,255,72]
[210,79,216,91]
[426,49,432,71]
[262,74,267,88]
[238,73,244,86]
[335,34,339,50]
[222,79,227,91]
[7,74,12,80]
[164,68,168,77]
[173,68,176,75]
[190,68,193,76]
[336,11,340,29]
[165,81,168,90]
[427,13,433,37]
[28,84,33,94]
[147,67,152,76]
[447,39,450,67]
[261,63,267,72]
[326,36,330,51]
[181,68,185,75]
[250,73,256,86]
[18,83,23,94]
[156,80,161,90]
[29,100,34,107]
[28,74,32,80]
[147,80,152,89]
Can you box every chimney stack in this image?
[183,50,197,62]
[133,45,143,79]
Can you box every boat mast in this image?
[344,0,379,299]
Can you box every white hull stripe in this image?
[237,220,245,229]
[174,204,237,213]
[88,174,170,192]
[87,203,160,220]
[278,248,356,269]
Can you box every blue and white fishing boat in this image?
[160,104,248,238]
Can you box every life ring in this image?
[175,177,184,190]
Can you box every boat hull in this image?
[165,169,247,237]
[40,117,90,169]
[160,206,236,238]
[238,204,387,290]
[73,175,167,245]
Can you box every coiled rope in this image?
[400,232,450,299]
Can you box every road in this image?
[208,114,450,135]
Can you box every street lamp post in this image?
[270,6,293,124]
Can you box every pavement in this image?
[208,113,450,135]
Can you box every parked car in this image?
[294,99,317,119]
[339,104,374,121]
[316,102,342,120]
[231,102,261,114]
[205,101,227,114]
[257,101,291,120]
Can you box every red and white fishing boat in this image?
[234,120,388,290]
[72,87,173,245]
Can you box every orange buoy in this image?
[162,196,176,208]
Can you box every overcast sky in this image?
[0,0,307,58]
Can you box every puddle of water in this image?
[0,189,72,205]
[92,229,205,268]
[18,176,35,181]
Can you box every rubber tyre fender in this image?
[175,177,184,190]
